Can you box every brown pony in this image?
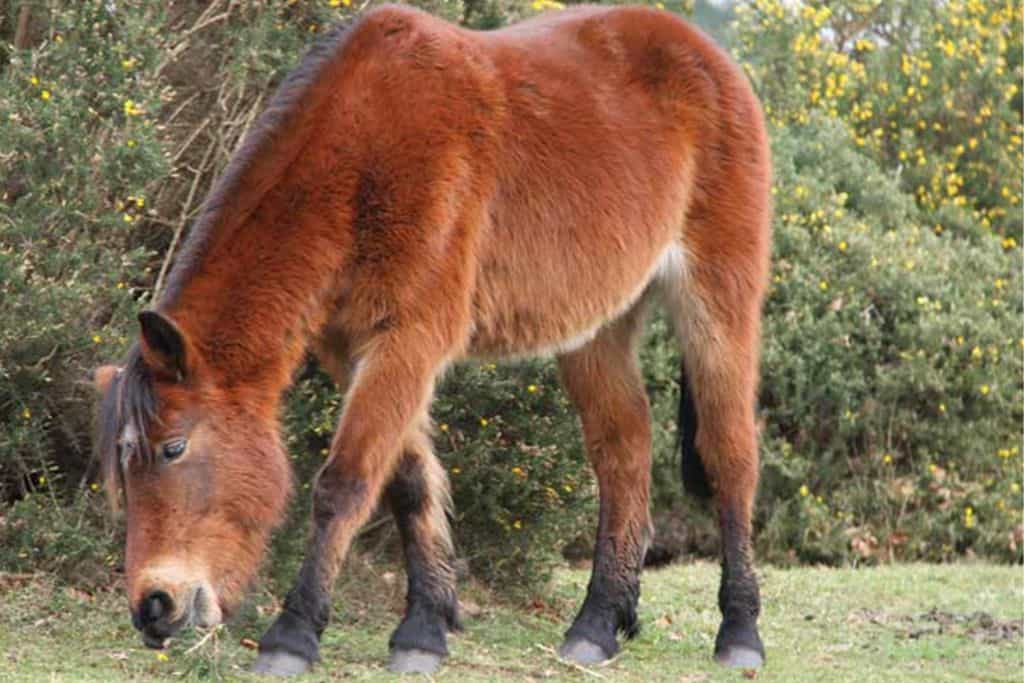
[94,4,771,675]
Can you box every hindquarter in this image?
[466,8,726,358]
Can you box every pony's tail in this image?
[679,364,713,500]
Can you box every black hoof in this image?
[714,619,765,669]
[558,637,612,665]
[250,651,313,676]
[714,644,764,668]
[387,648,444,674]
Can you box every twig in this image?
[163,91,201,128]
[13,4,32,50]
[169,115,212,166]
[154,0,232,79]
[0,572,41,587]
[534,644,608,680]
[185,624,223,655]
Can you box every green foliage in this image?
[1,0,168,500]
[0,491,119,587]
[753,114,1022,564]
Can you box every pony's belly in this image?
[464,243,682,360]
[465,312,607,360]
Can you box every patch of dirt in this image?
[852,607,1023,644]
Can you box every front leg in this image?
[252,335,446,675]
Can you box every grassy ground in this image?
[0,560,1020,682]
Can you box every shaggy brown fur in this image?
[95,4,771,672]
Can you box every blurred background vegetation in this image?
[0,0,1020,595]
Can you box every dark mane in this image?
[97,344,158,500]
[160,18,356,305]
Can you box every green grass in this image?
[0,561,1020,682]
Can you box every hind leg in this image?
[683,326,764,667]
[667,240,768,668]
[556,303,653,664]
[383,418,460,674]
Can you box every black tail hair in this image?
[679,364,713,500]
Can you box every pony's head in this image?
[95,310,291,648]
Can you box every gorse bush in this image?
[1,1,168,501]
[735,0,1022,240]
[1,0,1020,593]
[754,115,1022,563]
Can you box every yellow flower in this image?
[511,466,525,477]
[30,76,39,85]
[838,241,848,252]
[527,384,538,394]
[92,334,102,344]
[819,280,829,291]
[40,90,51,100]
[883,454,893,464]
[512,519,522,529]
[439,423,449,432]
[22,408,31,419]
[963,507,975,529]
[135,197,145,208]
[123,214,133,223]
[979,384,990,395]
[121,58,135,70]
[38,476,46,486]
[90,483,100,491]
[479,417,488,427]
[156,652,169,662]
[451,466,460,475]
[971,346,983,359]
[938,403,946,414]
[123,99,141,116]
[563,484,573,493]
[799,485,809,497]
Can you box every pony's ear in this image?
[138,310,188,381]
[92,365,121,394]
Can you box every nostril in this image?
[138,590,173,628]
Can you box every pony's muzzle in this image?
[132,589,177,648]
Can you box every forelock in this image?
[97,345,159,500]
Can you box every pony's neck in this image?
[159,205,345,394]
[150,22,359,396]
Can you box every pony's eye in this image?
[161,439,187,462]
